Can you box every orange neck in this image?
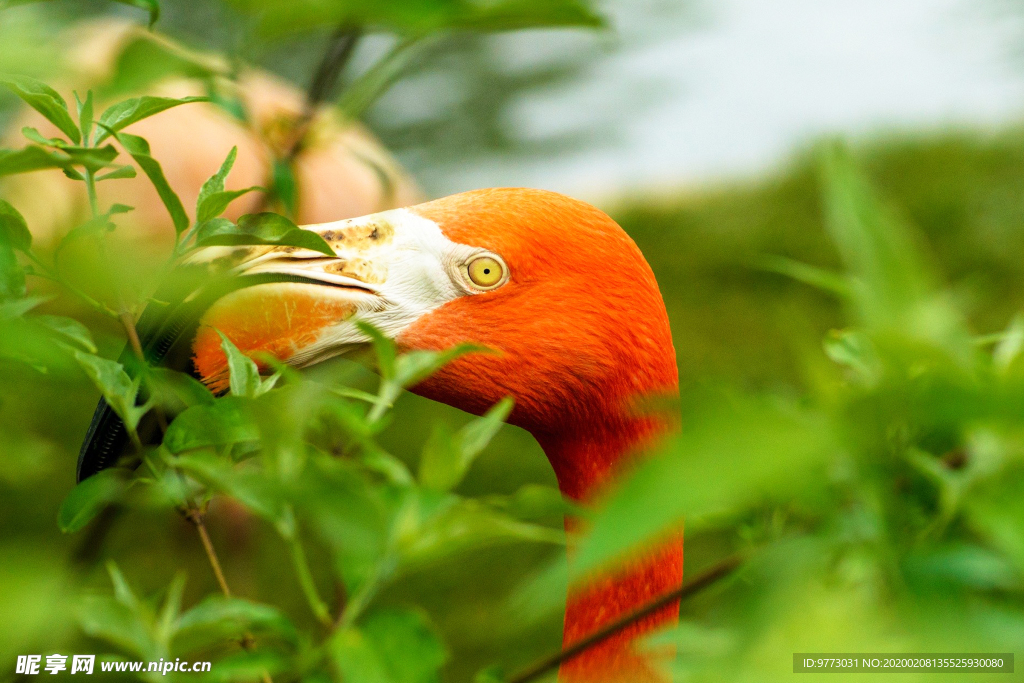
[537,417,683,683]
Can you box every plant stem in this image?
[507,555,744,683]
[84,169,100,217]
[187,508,232,598]
[24,251,120,319]
[288,535,333,626]
[286,24,362,162]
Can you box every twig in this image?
[185,506,275,683]
[186,508,233,598]
[507,555,744,683]
[285,24,362,162]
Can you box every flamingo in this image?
[79,187,681,682]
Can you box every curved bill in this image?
[76,208,477,481]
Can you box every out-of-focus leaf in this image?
[177,453,288,524]
[114,131,188,234]
[175,596,298,650]
[162,397,258,453]
[104,33,223,98]
[77,562,156,659]
[398,496,563,571]
[144,367,214,413]
[58,468,131,533]
[331,608,446,683]
[0,74,80,143]
[192,213,335,256]
[95,95,207,144]
[820,143,971,358]
[78,595,155,659]
[270,159,297,218]
[393,345,486,394]
[756,254,851,298]
[573,396,833,578]
[54,210,123,263]
[73,352,150,433]
[419,397,512,491]
[237,0,604,39]
[34,314,97,352]
[0,198,31,253]
[0,145,70,176]
[112,0,161,27]
[0,294,49,319]
[75,90,93,144]
[0,238,24,300]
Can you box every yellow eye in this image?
[467,256,505,289]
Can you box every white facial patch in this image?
[207,208,494,369]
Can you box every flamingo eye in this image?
[467,255,505,289]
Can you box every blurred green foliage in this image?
[1,1,1024,683]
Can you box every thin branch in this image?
[507,555,744,683]
[186,508,233,598]
[286,24,362,161]
[185,506,275,683]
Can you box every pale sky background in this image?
[438,0,1024,200]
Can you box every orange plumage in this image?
[192,188,681,682]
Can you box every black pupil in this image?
[483,268,490,274]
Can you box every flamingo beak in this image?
[188,208,480,391]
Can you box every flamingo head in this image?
[192,188,678,438]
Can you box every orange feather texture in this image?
[406,189,681,682]
[193,188,682,682]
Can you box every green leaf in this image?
[162,397,258,453]
[78,595,155,659]
[58,468,130,533]
[144,367,214,413]
[196,187,260,224]
[270,158,297,218]
[0,145,70,176]
[0,198,30,252]
[249,0,604,39]
[395,345,484,388]
[175,596,298,652]
[114,132,188,234]
[572,395,833,579]
[35,314,97,352]
[0,239,24,300]
[0,74,80,143]
[95,95,207,144]
[54,213,117,263]
[75,562,157,659]
[0,295,50,319]
[61,143,119,172]
[332,608,446,683]
[419,397,513,491]
[196,145,237,216]
[217,330,261,398]
[398,497,563,570]
[357,322,397,382]
[96,165,137,181]
[20,126,63,147]
[192,212,335,256]
[820,142,971,358]
[73,351,150,433]
[156,573,186,647]
[112,0,161,28]
[75,90,93,144]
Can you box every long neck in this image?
[536,415,683,683]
